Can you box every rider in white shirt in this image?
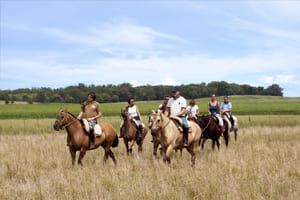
[165,87,189,147]
[187,99,199,118]
[127,97,144,138]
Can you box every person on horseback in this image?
[165,86,189,147]
[208,94,224,136]
[127,97,144,139]
[77,92,102,149]
[187,99,199,119]
[221,96,234,127]
[157,95,170,113]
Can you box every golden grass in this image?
[0,125,299,200]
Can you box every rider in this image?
[221,96,234,126]
[187,99,199,118]
[77,92,102,149]
[157,95,170,113]
[208,94,224,136]
[165,86,189,147]
[127,97,144,139]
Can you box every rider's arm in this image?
[196,107,199,115]
[77,111,83,120]
[208,102,211,115]
[136,106,143,122]
[218,103,222,115]
[174,108,186,117]
[164,107,170,117]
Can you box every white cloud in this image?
[260,74,300,85]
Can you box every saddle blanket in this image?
[82,119,102,136]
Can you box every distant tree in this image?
[111,95,119,102]
[265,84,283,96]
[35,92,46,103]
[5,98,9,104]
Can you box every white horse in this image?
[151,112,202,166]
[223,112,239,141]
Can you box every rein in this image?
[201,117,211,133]
[61,113,76,129]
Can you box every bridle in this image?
[201,117,211,133]
[58,112,76,129]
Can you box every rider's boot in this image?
[89,129,95,149]
[183,127,189,148]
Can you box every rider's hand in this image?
[208,112,211,115]
[170,115,175,118]
[87,117,94,121]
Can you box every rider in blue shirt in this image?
[221,96,234,126]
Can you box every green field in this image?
[0,96,300,119]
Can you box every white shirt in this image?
[167,96,187,116]
[128,105,138,118]
[187,105,199,116]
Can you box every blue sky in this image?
[1,1,300,97]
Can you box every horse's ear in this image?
[59,108,62,113]
[64,108,68,113]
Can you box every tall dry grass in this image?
[0,125,299,200]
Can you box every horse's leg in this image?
[201,138,206,150]
[187,142,197,167]
[129,139,135,154]
[78,148,87,166]
[69,147,76,165]
[153,139,159,156]
[107,149,117,165]
[212,140,215,150]
[137,138,143,153]
[103,150,109,163]
[216,139,220,150]
[159,146,163,156]
[224,131,229,148]
[234,129,237,141]
[124,139,130,155]
[163,145,173,166]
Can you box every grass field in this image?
[1,96,299,199]
[0,125,299,200]
[0,96,300,119]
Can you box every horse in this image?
[149,110,182,157]
[148,110,162,156]
[120,108,147,155]
[195,115,230,150]
[151,112,201,167]
[223,112,239,141]
[53,109,118,165]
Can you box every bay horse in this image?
[150,112,201,167]
[53,109,118,165]
[120,108,147,155]
[195,115,229,150]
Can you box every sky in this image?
[1,1,300,97]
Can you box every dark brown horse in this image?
[53,109,118,165]
[120,108,147,154]
[195,115,230,150]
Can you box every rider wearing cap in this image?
[165,87,189,147]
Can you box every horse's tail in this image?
[112,134,119,148]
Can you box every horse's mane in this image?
[66,112,89,135]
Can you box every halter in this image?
[60,113,76,129]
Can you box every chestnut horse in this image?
[53,109,118,165]
[120,108,147,154]
[151,112,201,166]
[195,115,230,150]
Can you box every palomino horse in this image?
[195,115,230,150]
[53,109,118,165]
[120,108,147,155]
[149,110,182,157]
[151,112,201,166]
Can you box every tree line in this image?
[0,81,283,104]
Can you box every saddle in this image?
[171,116,192,133]
[82,119,102,136]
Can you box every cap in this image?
[171,86,180,92]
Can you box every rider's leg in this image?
[180,116,189,147]
[89,120,96,149]
[216,115,224,137]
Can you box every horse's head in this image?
[195,115,209,129]
[150,112,165,136]
[120,108,129,118]
[148,110,157,129]
[53,108,71,131]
